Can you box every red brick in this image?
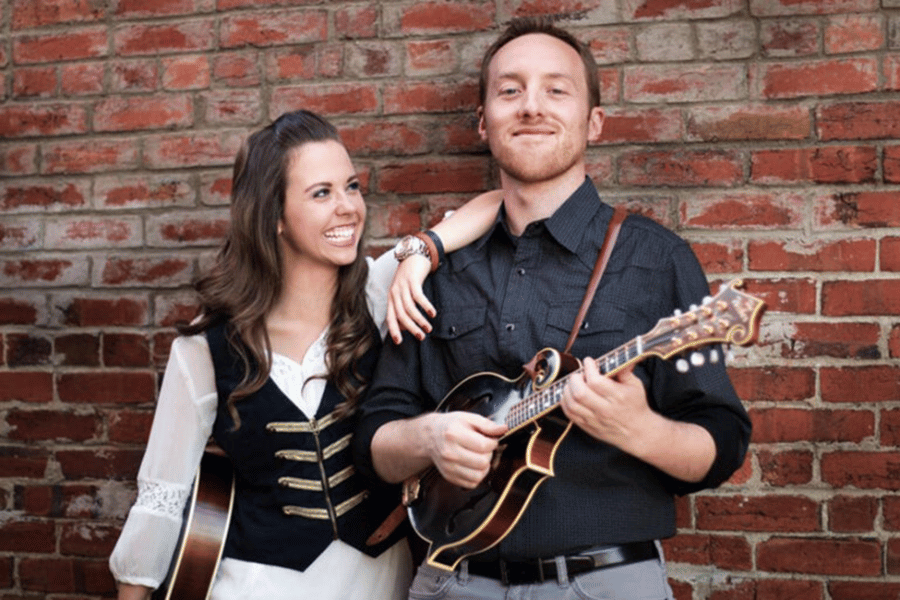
[114,20,215,56]
[13,26,108,64]
[94,94,193,132]
[58,296,149,327]
[822,451,900,490]
[761,19,820,57]
[115,0,203,17]
[335,4,378,39]
[219,10,327,48]
[347,41,402,78]
[711,579,824,600]
[0,446,50,478]
[635,23,694,62]
[823,280,900,316]
[773,321,880,359]
[584,28,632,66]
[887,55,900,91]
[1,180,88,212]
[378,158,490,194]
[155,293,200,327]
[267,46,319,80]
[98,255,192,287]
[213,52,260,87]
[143,131,243,169]
[6,333,52,366]
[697,20,756,60]
[696,495,819,532]
[108,409,153,444]
[624,64,746,103]
[749,238,875,272]
[55,333,100,366]
[598,67,621,104]
[691,241,744,274]
[886,496,900,530]
[56,448,144,480]
[58,371,156,405]
[756,407,873,443]
[19,556,118,593]
[45,216,142,250]
[751,146,877,184]
[758,449,814,486]
[750,0,879,17]
[13,66,57,98]
[0,219,40,250]
[822,366,900,403]
[619,149,743,187]
[12,0,106,29]
[758,58,878,99]
[830,581,900,600]
[406,39,456,76]
[624,0,742,19]
[42,139,139,174]
[162,55,211,90]
[18,483,115,518]
[95,174,194,209]
[729,366,815,402]
[16,485,53,516]
[385,80,480,115]
[103,333,151,367]
[816,190,900,228]
[0,143,38,175]
[110,59,159,92]
[829,495,878,532]
[341,121,430,157]
[367,200,425,239]
[599,108,683,145]
[0,257,88,287]
[6,409,100,442]
[818,102,900,141]
[682,191,803,229]
[217,0,320,7]
[687,104,809,141]
[0,520,55,552]
[886,146,900,182]
[825,13,885,54]
[153,331,179,366]
[662,533,752,570]
[60,522,119,557]
[883,237,900,271]
[391,2,495,34]
[61,62,105,95]
[0,295,44,325]
[891,325,900,359]
[757,537,881,576]
[200,89,261,125]
[0,104,88,137]
[0,372,52,403]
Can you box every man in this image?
[354,17,751,600]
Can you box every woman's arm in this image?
[117,584,151,600]
[386,189,502,343]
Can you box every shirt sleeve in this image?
[108,335,219,588]
[365,253,399,341]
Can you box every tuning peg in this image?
[702,295,713,305]
[673,308,682,316]
[690,352,705,367]
[709,349,720,363]
[726,349,735,363]
[676,358,689,373]
[689,304,698,311]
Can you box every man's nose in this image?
[518,88,543,117]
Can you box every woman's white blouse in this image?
[108,254,411,599]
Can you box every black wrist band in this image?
[422,229,445,268]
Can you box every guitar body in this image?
[153,450,235,600]
[408,349,578,571]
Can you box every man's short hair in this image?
[478,17,601,111]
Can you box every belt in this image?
[465,541,659,586]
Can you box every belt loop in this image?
[554,555,569,587]
[458,560,470,585]
[499,559,509,586]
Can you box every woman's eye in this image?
[312,187,330,199]
[347,181,361,193]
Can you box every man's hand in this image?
[386,254,434,344]
[424,412,508,489]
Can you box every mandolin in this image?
[404,279,765,571]
[153,449,235,600]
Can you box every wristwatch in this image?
[393,235,430,262]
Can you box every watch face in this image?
[394,236,424,260]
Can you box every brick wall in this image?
[1,0,899,598]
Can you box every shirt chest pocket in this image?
[543,300,626,356]
[431,304,488,380]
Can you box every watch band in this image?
[413,231,441,272]
[420,230,445,269]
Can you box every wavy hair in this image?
[179,110,377,428]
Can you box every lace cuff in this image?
[133,479,191,520]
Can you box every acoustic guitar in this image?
[404,279,765,571]
[153,449,235,600]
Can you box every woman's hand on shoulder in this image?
[386,254,434,345]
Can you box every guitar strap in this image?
[366,206,628,548]
[563,205,628,354]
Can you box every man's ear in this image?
[477,106,487,142]
[587,106,604,143]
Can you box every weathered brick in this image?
[0,256,89,287]
[0,218,40,250]
[0,143,38,176]
[384,80,478,115]
[55,294,149,327]
[1,179,88,212]
[143,131,242,169]
[55,333,100,366]
[213,52,260,87]
[624,64,747,103]
[406,39,457,76]
[6,409,100,442]
[624,0,742,19]
[103,333,151,367]
[0,294,47,325]
[19,556,116,593]
[387,2,495,35]
[378,158,490,194]
[60,521,119,557]
[823,280,900,316]
[709,579,823,600]
[13,26,108,64]
[583,27,632,66]
[96,254,194,287]
[662,533,752,570]
[110,59,159,92]
[42,139,139,174]
[108,409,153,444]
[94,94,193,132]
[761,18,820,57]
[757,449,814,486]
[619,149,743,187]
[0,104,88,137]
[600,107,683,144]
[341,120,431,157]
[883,237,900,272]
[729,366,816,402]
[816,190,900,229]
[890,325,900,360]
[0,520,56,553]
[6,333,52,366]
[199,89,261,125]
[56,448,144,480]
[199,170,232,206]
[825,13,885,54]
[750,0,879,17]
[818,102,900,141]
[13,65,57,98]
[115,0,204,18]
[635,23,694,61]
[887,145,900,182]
[751,146,878,184]
[829,495,878,533]
[113,20,215,56]
[829,581,900,599]
[12,0,106,29]
[681,191,803,229]
[748,238,875,272]
[691,241,744,274]
[45,216,143,250]
[696,495,819,532]
[61,62,105,95]
[750,407,873,443]
[58,371,156,405]
[757,58,878,99]
[766,321,880,359]
[697,19,757,60]
[346,41,402,78]
[757,537,881,576]
[219,10,327,48]
[0,446,50,478]
[821,366,900,403]
[0,372,53,403]
[95,174,195,209]
[822,451,900,490]
[335,4,378,39]
[687,104,809,141]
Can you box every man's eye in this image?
[500,87,519,96]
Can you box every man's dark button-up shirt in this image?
[355,178,751,560]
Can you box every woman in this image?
[109,110,499,600]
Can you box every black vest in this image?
[206,323,404,572]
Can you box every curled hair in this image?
[179,110,377,428]
[478,16,600,110]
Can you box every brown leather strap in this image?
[365,502,407,546]
[563,206,628,354]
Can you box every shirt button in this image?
[517,268,525,276]
[506,323,515,332]
[449,326,457,335]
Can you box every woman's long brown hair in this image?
[179,110,377,428]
